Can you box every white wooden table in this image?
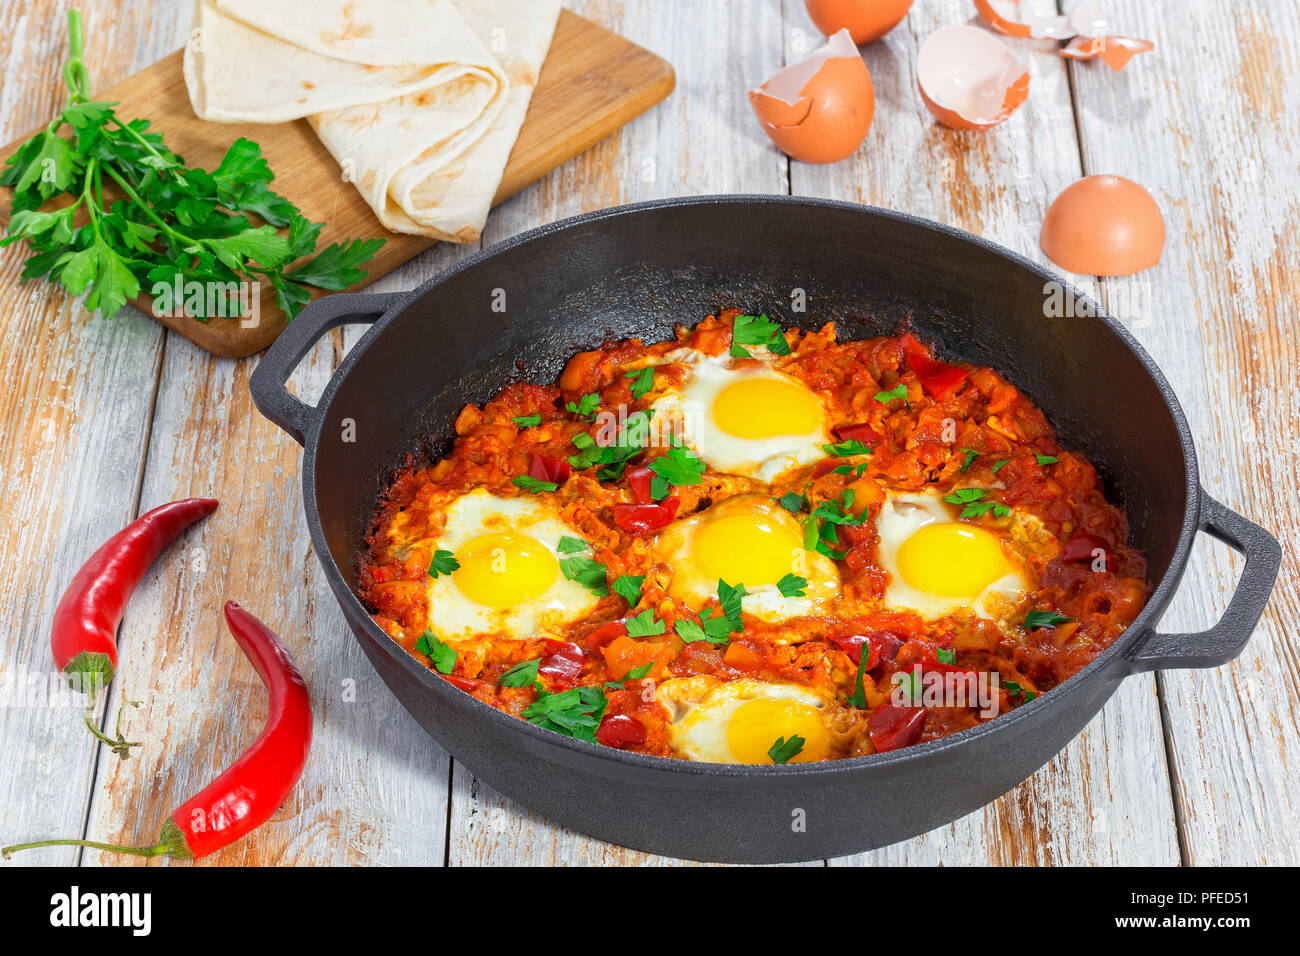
[1,0,1295,866]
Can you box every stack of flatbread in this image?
[184,0,562,242]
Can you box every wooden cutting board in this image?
[0,10,673,358]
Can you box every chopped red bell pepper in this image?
[832,423,882,446]
[900,333,968,399]
[529,454,571,485]
[539,640,586,682]
[584,619,629,651]
[831,630,904,668]
[625,464,655,504]
[596,714,647,749]
[868,705,927,753]
[612,496,679,533]
[1060,532,1116,571]
[444,675,484,693]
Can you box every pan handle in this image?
[1125,491,1280,672]
[249,292,403,446]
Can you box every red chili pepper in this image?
[596,714,647,749]
[900,333,968,399]
[612,496,680,533]
[539,640,586,683]
[529,454,571,486]
[832,423,882,446]
[2,602,312,862]
[625,464,655,504]
[868,705,927,753]
[51,497,218,756]
[1060,532,1116,571]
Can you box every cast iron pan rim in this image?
[302,194,1202,780]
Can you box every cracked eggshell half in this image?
[917,26,1029,131]
[1040,175,1165,275]
[804,0,914,45]
[1060,35,1154,72]
[749,28,875,163]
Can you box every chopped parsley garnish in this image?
[512,475,558,494]
[768,735,805,764]
[937,648,956,665]
[565,393,601,419]
[894,669,923,702]
[625,608,666,637]
[675,579,746,644]
[831,462,871,478]
[959,448,979,472]
[775,490,810,514]
[612,573,645,607]
[648,442,706,487]
[607,661,655,689]
[567,410,653,479]
[625,366,655,400]
[776,573,808,597]
[822,439,873,458]
[1035,454,1059,466]
[730,313,792,358]
[499,658,541,688]
[414,632,457,674]
[428,549,460,578]
[523,685,608,741]
[1004,679,1037,703]
[557,536,589,554]
[511,413,542,427]
[874,383,910,409]
[943,488,1010,519]
[649,475,671,500]
[846,646,871,708]
[560,554,609,596]
[992,459,1010,474]
[811,489,866,527]
[1023,610,1074,631]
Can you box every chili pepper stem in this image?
[82,698,140,760]
[2,820,192,862]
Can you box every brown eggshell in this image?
[1060,35,1155,72]
[1040,175,1165,275]
[804,0,914,45]
[916,26,1029,131]
[974,0,1074,39]
[749,29,875,163]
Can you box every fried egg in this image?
[425,489,602,642]
[874,489,1032,621]
[651,351,830,482]
[653,494,839,624]
[656,676,839,764]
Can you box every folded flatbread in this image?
[183,0,561,242]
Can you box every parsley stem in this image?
[99,162,195,246]
[62,10,90,103]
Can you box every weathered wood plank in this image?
[0,0,171,866]
[785,0,1178,865]
[1068,0,1300,865]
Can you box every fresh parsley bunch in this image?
[0,9,384,322]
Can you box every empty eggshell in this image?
[1040,175,1165,275]
[1060,35,1154,72]
[749,28,875,163]
[917,26,1029,131]
[804,0,914,45]
[973,0,1074,39]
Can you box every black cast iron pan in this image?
[249,196,1280,863]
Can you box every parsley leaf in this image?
[846,646,871,708]
[625,608,665,637]
[512,475,557,494]
[992,459,1010,474]
[730,313,791,358]
[624,662,654,681]
[414,632,457,674]
[775,490,810,514]
[768,735,805,764]
[874,383,910,408]
[959,448,979,472]
[943,488,1010,519]
[625,366,654,400]
[1035,454,1059,466]
[523,685,608,742]
[937,648,956,665]
[512,413,542,427]
[560,555,609,596]
[612,573,645,607]
[565,393,601,419]
[1023,610,1074,631]
[648,443,706,487]
[428,549,460,578]
[499,658,541,688]
[776,573,807,597]
[675,579,747,644]
[1004,679,1037,703]
[822,439,873,457]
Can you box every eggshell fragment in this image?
[804,0,913,45]
[917,26,1029,131]
[1060,35,1154,72]
[1040,175,1165,275]
[973,0,1074,39]
[749,28,875,163]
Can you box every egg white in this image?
[425,489,601,643]
[650,350,831,482]
[874,489,1032,621]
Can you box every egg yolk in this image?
[711,375,823,439]
[727,698,831,764]
[694,512,802,587]
[452,532,558,607]
[896,522,1009,597]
